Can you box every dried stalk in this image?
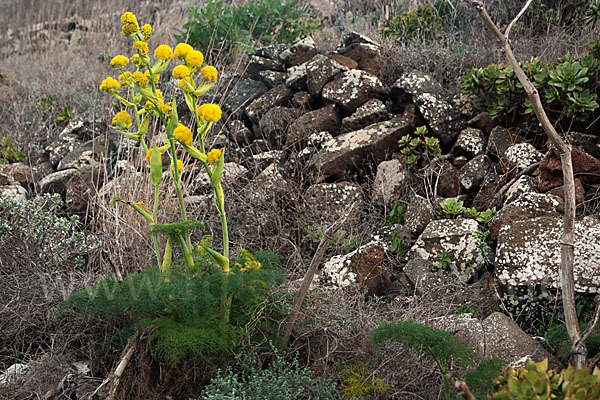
[465,0,584,369]
[282,202,357,345]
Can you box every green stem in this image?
[151,183,162,268]
[177,234,194,272]
[167,138,193,253]
[427,346,450,400]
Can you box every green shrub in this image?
[0,136,25,164]
[176,0,321,59]
[380,5,445,44]
[340,363,389,399]
[201,346,339,399]
[545,321,600,366]
[58,251,286,362]
[490,358,600,399]
[463,358,504,399]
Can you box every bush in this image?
[176,0,321,59]
[58,251,286,362]
[380,5,445,44]
[201,346,339,400]
[0,136,25,163]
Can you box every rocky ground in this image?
[2,0,600,399]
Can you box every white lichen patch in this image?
[505,143,542,169]
[454,128,485,156]
[495,216,600,292]
[504,176,537,205]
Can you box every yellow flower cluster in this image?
[198,104,222,123]
[145,148,154,164]
[185,50,204,69]
[173,43,193,60]
[133,41,149,55]
[100,77,120,92]
[112,110,132,129]
[178,76,196,92]
[110,55,129,70]
[144,70,159,84]
[118,71,133,87]
[172,65,191,79]
[207,149,222,166]
[173,123,193,146]
[154,45,172,61]
[200,66,218,82]
[121,12,139,36]
[171,160,184,174]
[140,24,152,40]
[132,71,149,88]
[131,53,146,67]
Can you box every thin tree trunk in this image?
[465,0,584,369]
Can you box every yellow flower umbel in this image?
[121,12,139,37]
[185,50,204,71]
[110,55,129,70]
[99,77,120,92]
[112,110,132,130]
[154,45,173,61]
[198,104,222,123]
[133,40,149,55]
[208,149,223,166]
[173,43,193,60]
[173,65,191,80]
[131,53,146,68]
[132,71,149,88]
[173,123,193,146]
[200,66,218,82]
[140,24,152,40]
[118,71,134,87]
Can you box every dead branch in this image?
[465,0,583,369]
[282,202,358,345]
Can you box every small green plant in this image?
[176,0,321,59]
[490,358,600,399]
[380,5,445,43]
[398,125,441,166]
[341,363,389,399]
[390,228,405,253]
[437,252,453,270]
[0,136,25,164]
[473,230,493,266]
[35,93,59,109]
[383,200,407,226]
[55,106,76,124]
[370,321,473,399]
[455,304,478,318]
[439,198,465,217]
[202,345,339,399]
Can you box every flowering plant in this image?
[100,12,233,287]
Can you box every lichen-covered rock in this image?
[339,31,380,48]
[538,147,600,191]
[0,163,34,188]
[372,159,408,206]
[245,84,293,124]
[259,106,303,145]
[227,119,254,146]
[337,42,382,75]
[310,117,412,180]
[305,54,344,96]
[456,312,553,365]
[458,154,492,192]
[452,127,486,159]
[258,70,286,88]
[245,163,287,202]
[286,104,340,147]
[319,241,392,297]
[407,218,489,282]
[280,36,318,67]
[404,195,434,238]
[302,182,362,229]
[285,62,308,91]
[496,216,600,292]
[341,98,389,134]
[485,125,523,159]
[222,79,268,119]
[503,175,537,206]
[252,44,287,60]
[0,184,27,203]
[57,135,115,171]
[504,143,543,170]
[391,71,458,144]
[452,93,486,119]
[322,69,384,112]
[490,192,563,240]
[244,55,284,80]
[329,53,358,70]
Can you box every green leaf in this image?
[150,144,163,186]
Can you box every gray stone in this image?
[46,116,104,168]
[222,79,268,119]
[244,55,284,80]
[504,143,543,170]
[306,54,344,96]
[404,195,434,238]
[280,36,318,67]
[456,312,553,365]
[286,104,340,147]
[258,70,286,88]
[408,218,490,282]
[244,84,293,124]
[227,119,253,146]
[193,162,248,188]
[0,184,27,203]
[458,154,493,192]
[373,159,408,206]
[303,182,362,229]
[503,175,537,206]
[322,69,384,112]
[339,31,380,48]
[57,135,115,171]
[341,98,389,134]
[252,44,287,60]
[285,62,308,91]
[245,163,287,202]
[311,117,412,180]
[0,363,30,385]
[496,216,600,293]
[452,127,486,159]
[0,163,34,187]
[259,106,303,145]
[486,126,524,159]
[452,93,486,119]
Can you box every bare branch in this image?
[505,0,534,39]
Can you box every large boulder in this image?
[496,216,600,293]
[322,69,384,112]
[311,117,412,180]
[456,312,553,365]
